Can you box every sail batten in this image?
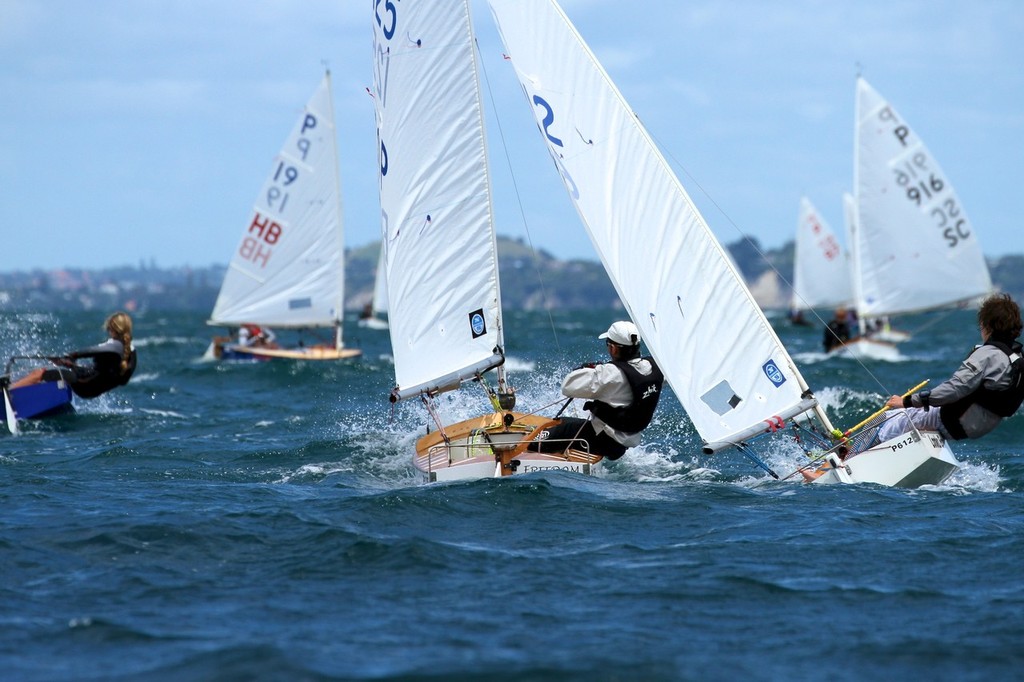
[488,0,828,445]
[374,0,505,400]
[210,72,345,332]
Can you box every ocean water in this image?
[1,308,1022,681]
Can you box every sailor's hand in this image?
[576,362,597,370]
[885,395,904,409]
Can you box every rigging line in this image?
[907,307,959,337]
[475,38,563,359]
[647,128,892,398]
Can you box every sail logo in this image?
[469,309,487,338]
[762,360,786,387]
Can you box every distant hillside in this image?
[346,237,622,312]
[1,236,1018,313]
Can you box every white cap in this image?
[599,320,640,346]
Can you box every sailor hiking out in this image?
[530,320,664,460]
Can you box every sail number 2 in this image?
[530,94,580,200]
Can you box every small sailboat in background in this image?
[816,192,901,361]
[373,0,600,481]
[845,76,992,349]
[357,247,389,330]
[487,0,958,487]
[790,195,852,329]
[207,71,360,362]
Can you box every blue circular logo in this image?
[471,313,485,336]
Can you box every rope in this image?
[475,37,564,361]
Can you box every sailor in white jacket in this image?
[531,321,664,460]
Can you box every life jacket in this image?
[940,339,1024,440]
[586,357,664,434]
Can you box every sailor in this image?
[822,306,851,352]
[238,324,276,348]
[531,320,664,460]
[10,311,137,399]
[876,293,1024,443]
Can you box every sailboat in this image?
[373,0,601,481]
[207,71,361,362]
[357,246,389,330]
[2,357,74,434]
[790,191,897,358]
[485,0,958,487]
[840,76,992,355]
[791,196,853,319]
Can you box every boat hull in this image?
[214,341,362,362]
[828,336,901,361]
[414,412,602,483]
[357,316,389,331]
[3,380,74,424]
[811,430,958,487]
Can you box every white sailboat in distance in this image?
[791,196,853,319]
[207,71,361,361]
[847,76,992,344]
[358,246,389,330]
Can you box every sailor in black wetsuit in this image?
[531,320,664,460]
[877,294,1024,442]
[11,312,137,399]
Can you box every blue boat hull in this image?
[3,381,75,423]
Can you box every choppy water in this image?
[1,308,1022,681]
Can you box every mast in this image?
[325,68,346,350]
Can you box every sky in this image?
[2,0,1022,271]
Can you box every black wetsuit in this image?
[42,339,137,399]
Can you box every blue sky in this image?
[2,0,1022,271]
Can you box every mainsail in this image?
[853,76,992,318]
[487,0,831,451]
[792,197,852,312]
[210,72,346,331]
[373,0,505,401]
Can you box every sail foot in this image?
[390,353,505,403]
[702,398,821,454]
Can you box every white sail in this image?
[853,77,992,317]
[210,73,345,331]
[792,197,852,311]
[488,0,827,451]
[842,191,866,317]
[373,0,505,400]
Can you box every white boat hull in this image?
[414,412,601,483]
[811,430,958,487]
[828,336,901,361]
[357,316,389,331]
[871,328,911,343]
[213,339,361,361]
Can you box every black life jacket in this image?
[940,339,1024,440]
[586,357,664,434]
[71,348,137,399]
